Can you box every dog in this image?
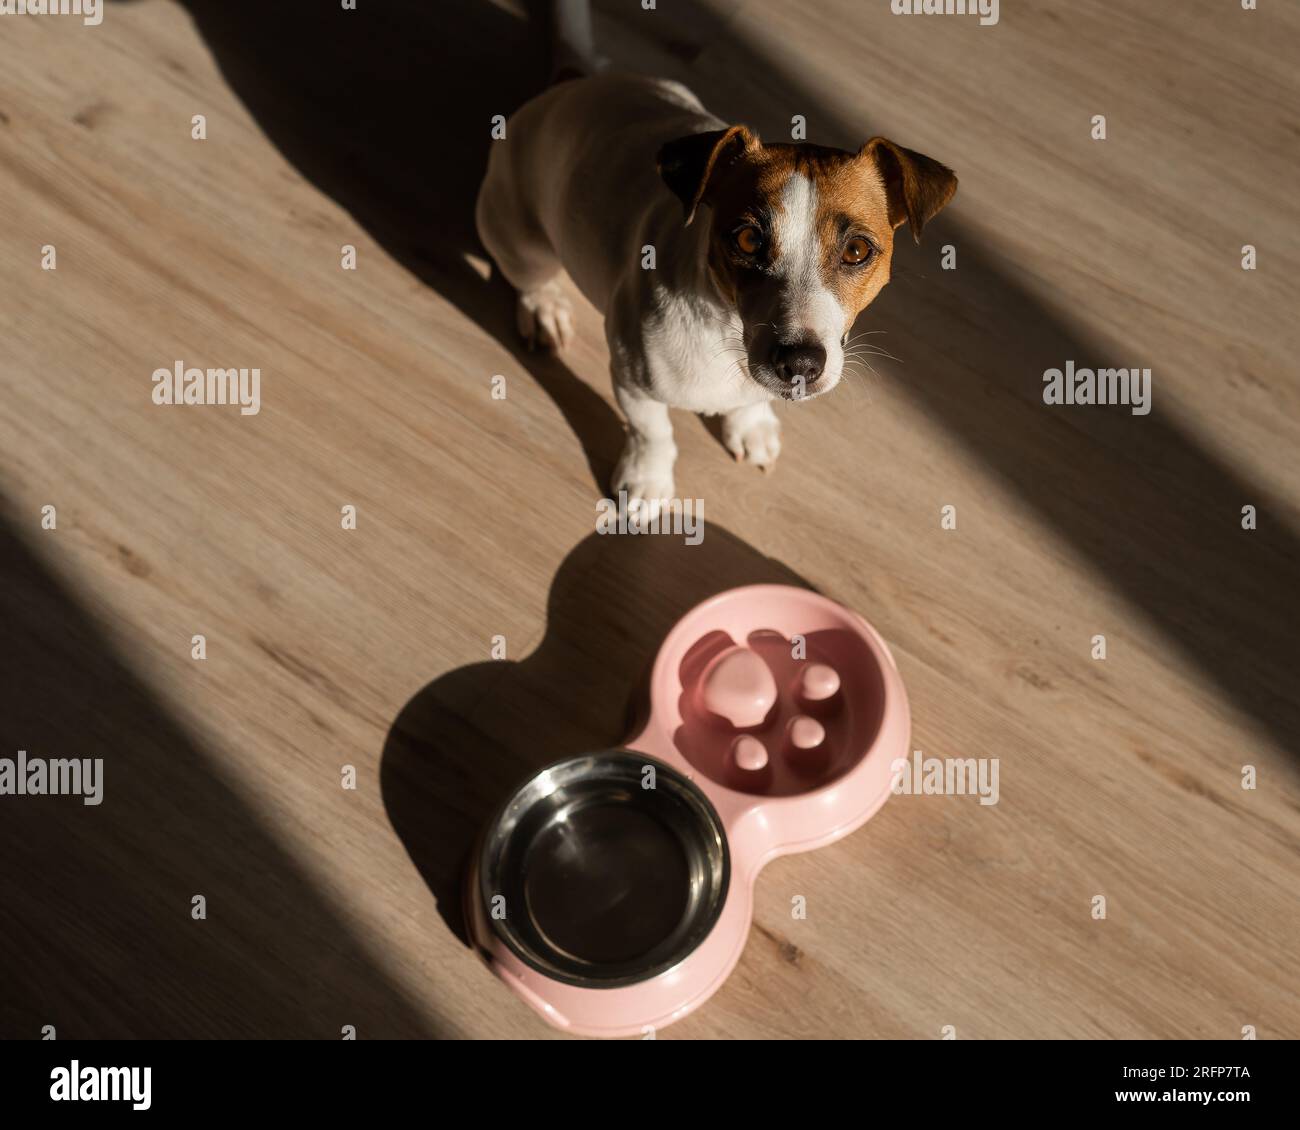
[475,71,957,513]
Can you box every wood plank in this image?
[0,0,1295,1038]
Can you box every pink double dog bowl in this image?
[466,584,910,1037]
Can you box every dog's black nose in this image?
[770,341,826,384]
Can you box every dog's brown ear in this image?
[860,137,957,243]
[657,125,758,226]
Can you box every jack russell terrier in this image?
[476,72,957,513]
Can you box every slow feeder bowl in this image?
[467,584,910,1037]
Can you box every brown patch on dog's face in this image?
[657,129,957,400]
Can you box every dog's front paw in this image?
[722,404,782,472]
[516,281,574,353]
[612,439,676,521]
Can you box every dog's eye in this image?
[842,237,874,266]
[734,225,763,255]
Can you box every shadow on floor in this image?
[0,500,440,1037]
[677,10,1300,769]
[168,0,629,491]
[380,524,810,945]
[162,0,1297,767]
[78,0,1296,1003]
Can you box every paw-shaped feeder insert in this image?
[468,584,909,1039]
[674,622,882,796]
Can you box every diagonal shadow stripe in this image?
[0,501,442,1037]
[167,0,1298,761]
[668,8,1300,762]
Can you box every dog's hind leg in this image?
[475,164,574,353]
[513,276,575,354]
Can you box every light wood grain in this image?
[0,0,1296,1039]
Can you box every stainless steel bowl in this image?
[477,751,730,988]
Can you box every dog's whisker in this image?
[837,365,870,408]
[477,58,958,529]
[707,343,748,363]
[843,353,884,377]
[845,354,884,373]
[841,362,881,406]
[701,311,745,332]
[846,345,902,364]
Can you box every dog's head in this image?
[657,126,957,400]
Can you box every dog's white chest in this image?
[640,296,771,416]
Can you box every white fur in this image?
[773,174,846,388]
[475,74,828,507]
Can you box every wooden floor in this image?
[1,0,1297,1039]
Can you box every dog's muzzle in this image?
[769,340,826,385]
